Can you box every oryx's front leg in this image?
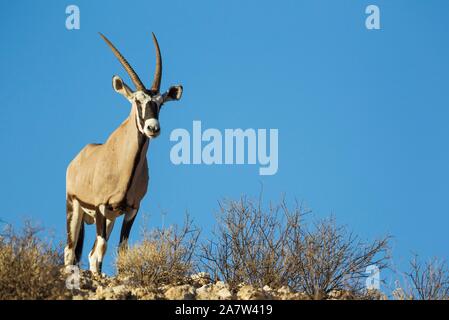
[106,218,115,241]
[88,206,108,274]
[119,208,138,251]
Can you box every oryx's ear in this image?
[112,75,133,101]
[163,85,183,103]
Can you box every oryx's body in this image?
[64,33,183,273]
[67,111,149,213]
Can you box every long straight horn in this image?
[150,32,162,92]
[99,33,145,91]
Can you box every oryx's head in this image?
[100,33,183,139]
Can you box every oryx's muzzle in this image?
[144,118,160,138]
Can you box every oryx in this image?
[64,33,183,273]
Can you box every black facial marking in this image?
[135,97,160,133]
[144,101,159,120]
[135,101,145,130]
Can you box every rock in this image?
[364,289,387,300]
[213,281,233,299]
[111,285,132,299]
[165,285,196,300]
[87,292,98,300]
[325,289,354,300]
[277,286,292,295]
[214,281,227,290]
[216,287,233,300]
[59,267,336,300]
[141,292,163,300]
[196,284,213,300]
[131,287,164,300]
[276,286,291,298]
[80,277,96,291]
[190,272,211,287]
[237,285,269,300]
[327,289,343,299]
[274,286,303,300]
[93,285,130,300]
[263,285,272,292]
[111,285,127,295]
[196,283,233,300]
[96,286,115,300]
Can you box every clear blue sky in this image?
[0,0,448,281]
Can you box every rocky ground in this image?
[63,270,385,300]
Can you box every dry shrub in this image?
[399,255,449,300]
[200,196,306,289]
[0,221,66,300]
[286,217,390,299]
[115,215,200,287]
[200,196,390,298]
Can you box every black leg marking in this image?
[119,213,137,250]
[74,222,84,264]
[66,197,74,248]
[96,211,107,239]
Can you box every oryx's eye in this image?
[152,95,162,107]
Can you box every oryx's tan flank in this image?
[64,33,183,273]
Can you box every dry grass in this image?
[115,215,200,287]
[0,221,66,300]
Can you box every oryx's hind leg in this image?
[64,196,84,266]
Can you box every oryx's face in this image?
[132,90,162,138]
[100,32,183,139]
[112,76,183,139]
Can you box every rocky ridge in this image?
[64,270,385,300]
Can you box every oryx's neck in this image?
[104,105,149,189]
